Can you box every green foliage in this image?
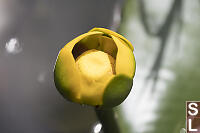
[118,0,200,133]
[115,107,134,133]
[146,23,200,133]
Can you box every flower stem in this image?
[95,108,120,133]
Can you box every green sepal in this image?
[102,75,133,108]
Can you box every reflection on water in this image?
[92,122,102,133]
[5,38,22,54]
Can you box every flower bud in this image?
[54,28,135,107]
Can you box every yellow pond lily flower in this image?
[54,28,136,107]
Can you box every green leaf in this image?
[102,75,133,108]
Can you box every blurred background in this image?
[0,0,200,133]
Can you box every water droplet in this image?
[5,38,22,54]
[93,122,102,133]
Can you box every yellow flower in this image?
[54,28,136,107]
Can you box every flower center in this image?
[76,49,115,80]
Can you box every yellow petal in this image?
[76,49,115,106]
[54,31,103,103]
[76,34,117,58]
[98,36,118,58]
[77,34,101,50]
[64,31,103,51]
[89,28,134,51]
[111,35,136,78]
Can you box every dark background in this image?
[0,0,118,133]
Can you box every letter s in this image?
[188,103,198,116]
